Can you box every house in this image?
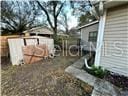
[79,1,128,76]
[95,1,128,76]
[23,26,53,38]
[78,20,99,51]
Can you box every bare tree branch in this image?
[56,1,65,17]
[36,1,65,36]
[36,1,54,29]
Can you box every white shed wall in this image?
[8,36,54,65]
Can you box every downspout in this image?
[84,58,92,69]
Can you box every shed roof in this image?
[23,26,53,35]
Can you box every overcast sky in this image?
[59,1,78,30]
[67,11,78,29]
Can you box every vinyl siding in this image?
[81,23,99,51]
[100,4,128,76]
[81,23,99,42]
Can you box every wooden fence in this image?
[0,35,19,57]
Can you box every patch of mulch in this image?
[104,72,128,90]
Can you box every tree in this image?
[36,1,65,38]
[58,12,69,34]
[70,0,98,26]
[62,13,69,34]
[1,1,41,35]
[78,12,96,26]
[70,0,91,16]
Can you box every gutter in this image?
[77,20,99,30]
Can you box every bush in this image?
[54,36,62,45]
[86,65,109,79]
[54,36,68,46]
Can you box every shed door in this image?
[100,5,128,76]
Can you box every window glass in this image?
[88,31,97,42]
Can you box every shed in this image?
[8,36,54,65]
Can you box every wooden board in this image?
[0,35,19,56]
[22,44,49,64]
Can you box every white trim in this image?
[77,20,99,30]
[94,9,107,66]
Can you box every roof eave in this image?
[104,1,128,9]
[77,20,99,30]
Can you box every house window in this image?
[88,31,97,42]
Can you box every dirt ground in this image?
[1,51,93,96]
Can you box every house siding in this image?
[100,4,128,76]
[81,23,99,51]
[81,23,99,42]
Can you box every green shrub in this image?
[86,65,109,79]
[54,36,69,45]
[54,36,62,45]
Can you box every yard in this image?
[1,51,93,96]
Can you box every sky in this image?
[66,9,78,29]
[61,3,78,30]
[59,1,79,30]
[68,16,78,29]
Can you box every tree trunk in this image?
[53,27,57,39]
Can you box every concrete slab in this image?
[65,66,96,86]
[65,55,122,96]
